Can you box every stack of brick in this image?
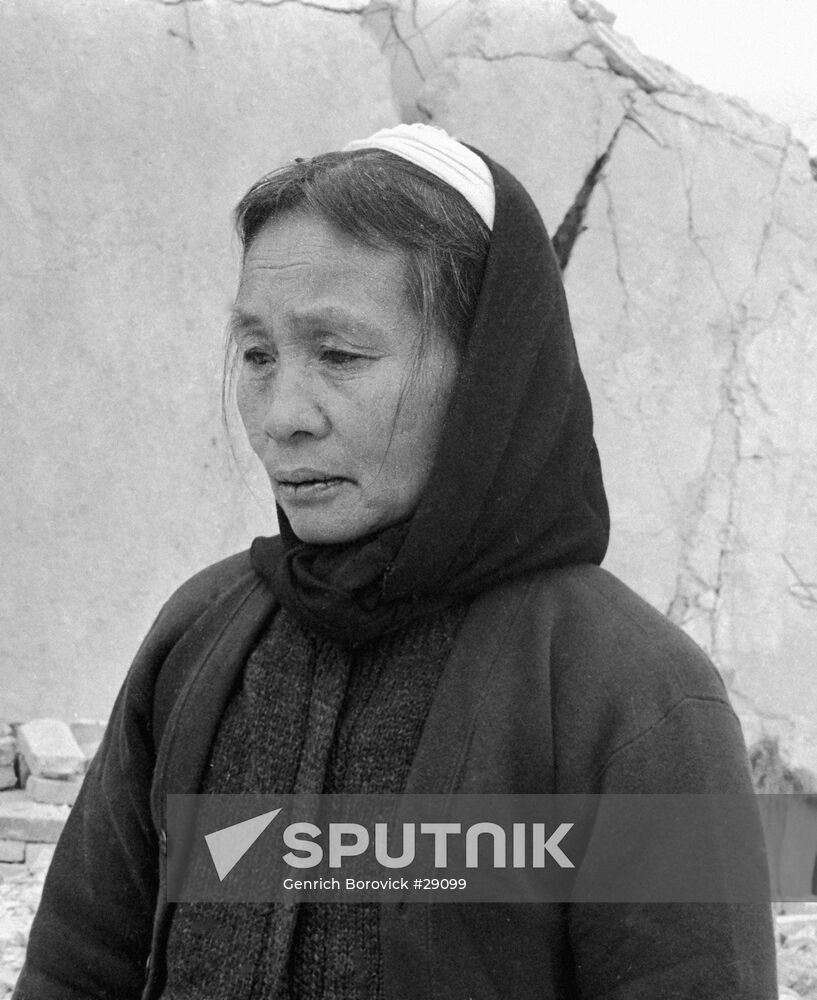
[0,717,106,876]
[0,793,65,873]
[17,718,86,807]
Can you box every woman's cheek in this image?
[235,384,267,452]
[344,375,404,444]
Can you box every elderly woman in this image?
[15,125,775,999]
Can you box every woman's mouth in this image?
[273,470,350,504]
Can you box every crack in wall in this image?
[600,168,631,319]
[372,0,465,62]
[666,138,792,666]
[708,392,741,665]
[551,119,624,270]
[376,1,428,81]
[750,146,789,282]
[226,0,365,11]
[651,96,788,154]
[463,45,585,63]
[678,153,733,314]
[167,0,197,48]
[586,21,689,95]
[666,144,741,657]
[362,0,470,118]
[696,145,794,657]
[621,109,669,150]
[737,148,792,426]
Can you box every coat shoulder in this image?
[489,565,751,795]
[152,548,257,641]
[500,564,741,787]
[526,563,729,704]
[120,548,260,709]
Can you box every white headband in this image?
[343,123,495,230]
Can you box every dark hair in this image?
[233,149,491,354]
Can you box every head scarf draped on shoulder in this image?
[250,128,610,645]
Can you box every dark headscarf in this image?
[250,150,609,644]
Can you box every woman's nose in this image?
[262,365,329,442]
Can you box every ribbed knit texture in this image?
[162,601,466,999]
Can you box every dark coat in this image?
[14,552,776,999]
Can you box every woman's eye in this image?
[242,348,273,369]
[320,348,364,366]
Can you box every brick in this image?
[26,774,82,807]
[0,838,25,862]
[17,718,84,778]
[0,764,17,790]
[25,841,55,870]
[0,735,16,766]
[0,861,27,879]
[0,789,68,843]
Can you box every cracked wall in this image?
[0,0,397,721]
[411,0,817,766]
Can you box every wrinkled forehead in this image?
[237,209,425,326]
[232,211,426,338]
[242,206,403,263]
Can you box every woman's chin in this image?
[283,509,372,546]
[290,525,355,545]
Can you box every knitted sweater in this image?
[162,603,467,999]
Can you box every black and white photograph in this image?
[1,0,816,996]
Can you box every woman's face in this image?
[232,212,458,545]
